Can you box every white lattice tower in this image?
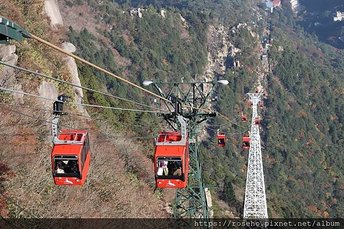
[243,93,268,219]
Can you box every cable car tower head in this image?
[51,95,91,186]
[144,78,228,219]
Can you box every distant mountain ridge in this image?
[298,0,344,49]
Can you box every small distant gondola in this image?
[217,132,226,147]
[242,135,250,150]
[241,112,248,122]
[255,116,261,125]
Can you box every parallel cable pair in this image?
[0,87,167,114]
[1,31,244,130]
[0,61,165,112]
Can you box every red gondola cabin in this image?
[255,117,261,125]
[242,136,250,150]
[154,128,189,189]
[241,113,248,122]
[51,130,91,186]
[217,133,226,147]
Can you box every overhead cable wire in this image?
[0,106,157,141]
[2,106,92,133]
[148,81,246,129]
[79,103,168,113]
[195,105,246,129]
[0,87,58,102]
[0,102,94,120]
[0,87,167,114]
[5,24,232,121]
[1,106,76,130]
[29,34,172,104]
[0,103,160,133]
[0,131,156,141]
[206,122,238,130]
[0,60,237,125]
[217,112,245,128]
[0,61,165,112]
[10,29,244,130]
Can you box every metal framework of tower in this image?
[173,117,209,219]
[146,80,221,219]
[243,93,268,219]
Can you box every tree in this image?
[223,175,235,204]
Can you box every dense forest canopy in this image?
[32,0,344,218]
[0,0,343,219]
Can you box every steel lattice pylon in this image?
[173,121,209,218]
[243,93,268,219]
[144,79,226,220]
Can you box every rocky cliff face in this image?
[0,45,23,102]
[194,20,245,145]
[200,23,241,114]
[43,0,64,28]
[43,0,87,115]
[0,1,170,218]
[61,42,89,115]
[205,24,240,78]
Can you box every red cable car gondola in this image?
[241,112,248,122]
[51,130,91,186]
[154,116,189,189]
[217,132,226,147]
[50,95,91,186]
[242,135,250,150]
[254,116,261,125]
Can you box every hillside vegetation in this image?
[199,3,344,217]
[0,0,343,219]
[0,0,168,218]
[61,0,344,218]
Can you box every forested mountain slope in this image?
[198,1,344,217]
[263,7,344,217]
[0,0,343,219]
[0,0,168,218]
